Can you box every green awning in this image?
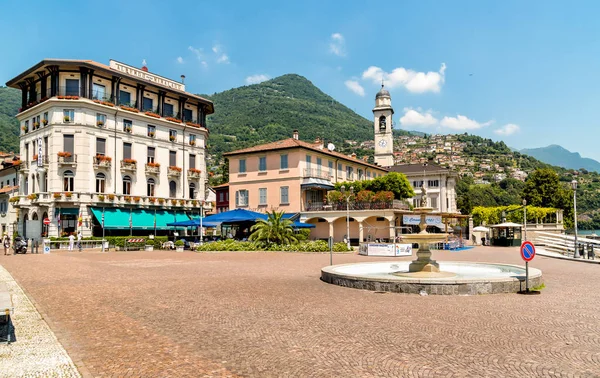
[90,208,191,230]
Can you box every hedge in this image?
[49,236,168,249]
[195,240,352,253]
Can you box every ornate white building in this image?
[6,59,214,239]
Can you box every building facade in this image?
[389,163,458,213]
[6,59,214,239]
[0,164,19,238]
[223,131,389,214]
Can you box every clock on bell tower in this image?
[373,84,394,167]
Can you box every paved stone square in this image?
[1,247,599,377]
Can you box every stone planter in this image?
[145,245,154,251]
[175,246,184,252]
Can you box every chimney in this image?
[351,152,357,159]
[363,156,368,162]
[292,130,299,140]
[314,137,324,149]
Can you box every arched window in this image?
[63,170,74,192]
[379,115,386,132]
[147,178,155,197]
[169,181,177,198]
[122,175,132,195]
[189,183,196,199]
[32,212,39,220]
[96,173,106,193]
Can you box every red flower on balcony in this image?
[165,117,182,123]
[147,162,160,167]
[144,111,160,119]
[57,151,72,158]
[123,158,137,164]
[169,166,182,172]
[189,168,201,173]
[120,105,139,113]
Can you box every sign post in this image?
[520,241,536,293]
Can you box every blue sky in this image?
[1,0,599,160]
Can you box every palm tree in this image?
[250,210,298,245]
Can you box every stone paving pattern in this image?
[0,264,80,378]
[1,247,599,377]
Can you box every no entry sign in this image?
[520,241,536,262]
[43,218,51,225]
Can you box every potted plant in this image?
[64,192,73,199]
[145,241,154,251]
[144,111,161,119]
[124,196,132,202]
[32,154,38,161]
[21,125,28,133]
[63,115,70,122]
[107,194,115,201]
[174,239,184,252]
[148,197,156,204]
[33,121,40,128]
[42,119,48,126]
[189,140,196,146]
[98,194,105,201]
[53,192,62,199]
[171,199,177,205]
[133,196,141,203]
[125,126,132,133]
[169,135,176,142]
[148,131,155,138]
[166,117,181,123]
[97,120,105,127]
[158,198,165,204]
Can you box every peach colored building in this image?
[223,131,388,214]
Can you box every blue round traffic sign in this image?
[520,241,535,262]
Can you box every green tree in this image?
[522,168,574,228]
[334,172,414,200]
[249,210,298,245]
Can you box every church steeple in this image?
[373,84,394,167]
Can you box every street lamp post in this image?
[571,180,579,258]
[522,199,527,242]
[341,185,354,250]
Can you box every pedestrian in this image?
[77,231,82,252]
[68,232,75,251]
[3,234,10,256]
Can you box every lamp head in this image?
[571,179,578,190]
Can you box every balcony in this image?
[57,153,77,167]
[188,169,201,179]
[31,156,49,167]
[93,156,112,169]
[304,200,410,212]
[121,159,137,172]
[145,163,160,175]
[168,166,182,177]
[303,168,333,181]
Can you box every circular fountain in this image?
[321,203,542,295]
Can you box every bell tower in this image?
[373,83,394,167]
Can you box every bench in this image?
[0,282,14,344]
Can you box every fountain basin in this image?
[321,261,542,295]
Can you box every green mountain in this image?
[521,145,600,173]
[0,86,21,153]
[202,74,415,158]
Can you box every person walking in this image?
[3,234,10,256]
[68,233,75,251]
[77,231,82,252]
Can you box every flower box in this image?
[21,126,28,133]
[64,192,73,198]
[93,99,115,107]
[53,193,62,199]
[133,196,141,203]
[120,105,139,113]
[165,117,181,123]
[148,197,156,203]
[171,199,177,205]
[189,140,196,146]
[98,194,105,201]
[158,198,165,204]
[42,119,48,126]
[125,127,133,133]
[107,194,115,201]
[168,166,182,176]
[27,194,37,200]
[63,116,70,122]
[148,131,155,138]
[185,122,201,128]
[124,196,132,202]
[33,122,40,128]
[57,95,79,100]
[145,111,160,119]
[169,135,176,142]
[97,120,105,127]
[57,151,72,158]
[9,196,20,203]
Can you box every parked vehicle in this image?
[13,236,27,254]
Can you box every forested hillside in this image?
[0,87,21,153]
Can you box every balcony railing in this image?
[57,154,77,165]
[31,156,50,166]
[303,168,333,181]
[121,160,137,171]
[304,200,410,212]
[188,169,201,179]
[145,163,160,175]
[168,166,182,177]
[93,156,112,168]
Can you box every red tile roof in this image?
[0,185,18,194]
[223,138,388,172]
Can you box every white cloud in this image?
[344,80,365,96]
[176,56,184,64]
[439,114,493,130]
[188,46,208,67]
[362,63,446,93]
[212,44,230,64]
[245,74,270,85]
[329,33,346,57]
[399,108,438,127]
[494,123,520,136]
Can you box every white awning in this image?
[301,178,335,190]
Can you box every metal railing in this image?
[303,168,333,180]
[93,156,112,167]
[57,154,77,164]
[304,201,409,211]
